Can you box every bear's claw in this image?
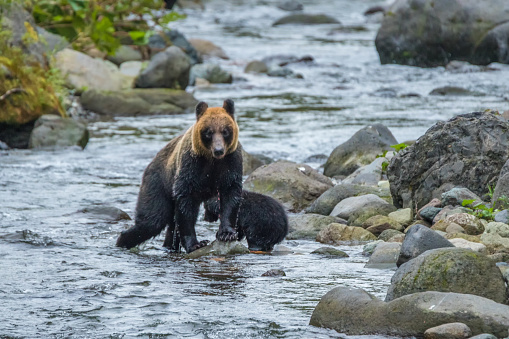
[216,231,238,242]
[187,240,210,253]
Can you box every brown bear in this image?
[116,99,243,253]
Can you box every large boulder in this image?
[148,30,201,65]
[55,49,125,92]
[188,38,229,60]
[305,183,391,216]
[365,242,401,268]
[316,223,377,243]
[330,194,395,220]
[386,248,508,303]
[310,287,509,337]
[324,124,398,177]
[244,161,333,212]
[493,159,509,209]
[287,214,345,240]
[135,46,191,89]
[80,88,197,116]
[388,112,509,209]
[375,0,509,67]
[29,115,88,149]
[397,224,455,266]
[441,187,483,207]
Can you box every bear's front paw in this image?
[187,239,210,253]
[216,229,238,242]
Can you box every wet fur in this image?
[204,191,289,251]
[116,100,243,253]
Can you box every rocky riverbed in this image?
[2,0,509,338]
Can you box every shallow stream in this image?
[2,0,509,337]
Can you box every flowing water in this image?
[2,0,509,337]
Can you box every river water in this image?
[2,0,509,337]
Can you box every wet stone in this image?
[262,269,286,277]
[311,247,349,257]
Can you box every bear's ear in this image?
[195,101,208,120]
[223,99,235,119]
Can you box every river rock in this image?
[287,214,345,240]
[441,187,483,207]
[311,247,349,257]
[330,194,395,220]
[388,208,413,226]
[375,0,509,67]
[28,115,88,149]
[261,54,313,68]
[267,66,297,78]
[148,30,201,65]
[423,323,472,339]
[316,223,377,243]
[241,149,271,176]
[378,229,404,242]
[310,287,509,337]
[481,232,509,254]
[445,223,465,234]
[119,61,144,78]
[273,14,338,26]
[189,64,232,85]
[397,224,454,267]
[261,269,286,277]
[365,242,401,268]
[342,157,385,186]
[107,45,142,66]
[324,124,398,177]
[244,60,269,74]
[306,183,391,216]
[186,240,250,259]
[387,248,508,303]
[388,112,509,209]
[484,222,509,238]
[449,238,487,254]
[362,215,404,236]
[188,38,228,60]
[78,205,131,221]
[55,48,124,92]
[244,161,333,212]
[80,88,197,116]
[429,86,484,97]
[277,0,303,11]
[445,213,484,235]
[494,209,509,223]
[493,159,509,209]
[362,240,383,256]
[36,27,68,54]
[135,46,191,89]
[433,206,470,224]
[468,335,498,339]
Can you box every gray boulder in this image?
[135,46,191,89]
[244,60,268,74]
[493,159,509,209]
[388,112,509,209]
[342,157,385,186]
[262,269,286,277]
[324,124,398,177]
[244,161,333,212]
[484,222,509,238]
[29,115,88,149]
[378,229,404,242]
[397,224,454,267]
[241,149,272,176]
[330,194,395,220]
[78,205,131,222]
[36,27,68,54]
[188,38,229,60]
[148,30,201,65]
[441,187,483,207]
[310,287,509,337]
[311,247,349,257]
[107,45,142,66]
[80,88,197,116]
[445,213,484,235]
[273,14,338,26]
[287,214,345,240]
[305,183,391,216]
[375,0,509,67]
[494,209,509,223]
[365,242,401,269]
[387,248,508,303]
[189,64,232,85]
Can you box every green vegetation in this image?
[377,142,408,175]
[462,186,509,220]
[31,0,185,54]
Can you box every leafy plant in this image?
[461,199,497,220]
[30,0,185,54]
[377,143,408,175]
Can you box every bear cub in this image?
[204,190,289,251]
[116,99,243,253]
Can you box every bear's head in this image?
[192,99,239,159]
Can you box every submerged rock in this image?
[388,112,509,209]
[261,269,286,277]
[79,205,131,221]
[310,287,509,337]
[273,14,338,26]
[244,161,333,212]
[190,64,232,85]
[387,248,508,303]
[324,124,398,177]
[311,247,349,257]
[186,240,250,259]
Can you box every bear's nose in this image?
[214,148,224,157]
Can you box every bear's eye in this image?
[202,129,213,140]
[222,129,230,137]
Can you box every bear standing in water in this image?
[116,99,243,253]
[204,191,289,252]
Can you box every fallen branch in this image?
[0,88,27,101]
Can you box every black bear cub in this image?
[116,99,243,253]
[204,191,289,251]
